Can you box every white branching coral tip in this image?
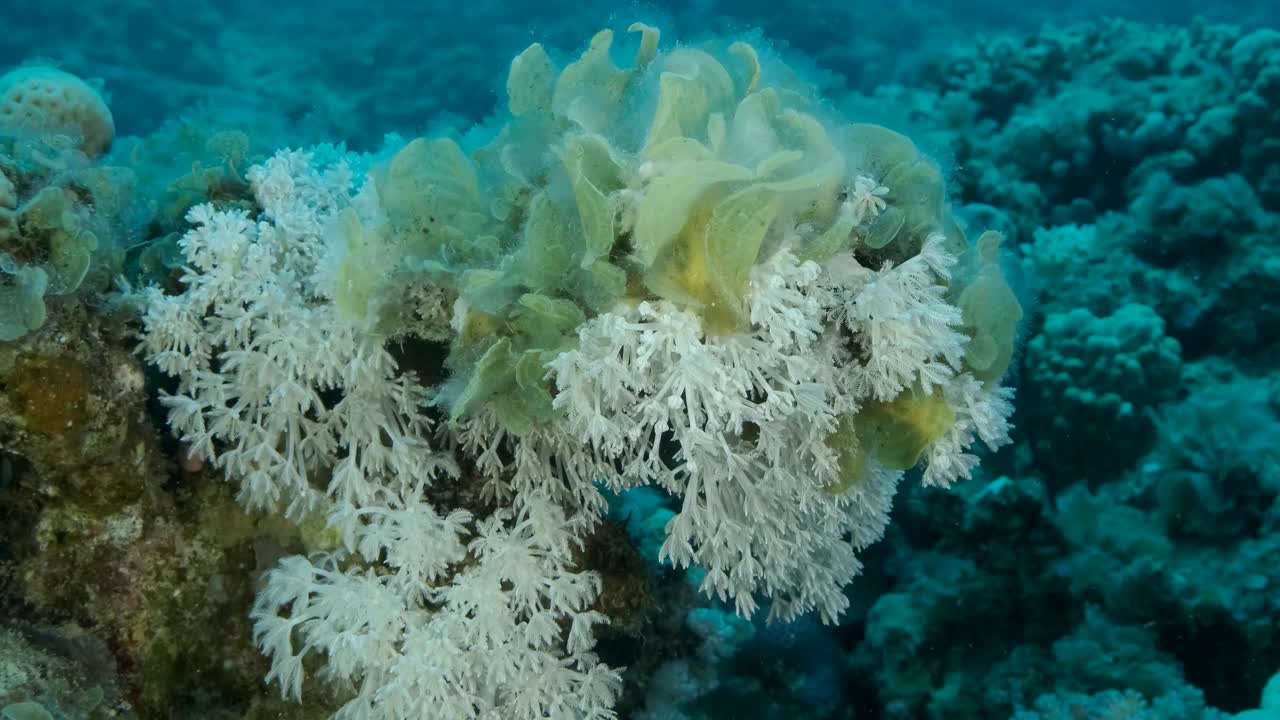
[847,174,890,224]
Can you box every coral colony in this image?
[138,26,1017,717]
[7,12,1279,720]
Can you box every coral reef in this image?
[133,23,1018,719]
[0,87,132,341]
[1023,304,1182,481]
[0,7,1277,720]
[0,296,333,717]
[821,17,1280,720]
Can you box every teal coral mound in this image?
[1025,303,1182,480]
[0,65,115,159]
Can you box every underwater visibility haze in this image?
[1,1,1279,719]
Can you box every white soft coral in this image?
[846,174,890,225]
[139,197,441,517]
[140,148,621,720]
[140,145,1015,718]
[548,239,1015,619]
[830,233,969,402]
[549,250,900,623]
[922,373,1015,487]
[252,503,620,720]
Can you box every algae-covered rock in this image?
[0,623,131,719]
[0,125,135,341]
[0,292,342,717]
[5,353,89,434]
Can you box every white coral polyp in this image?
[847,174,890,224]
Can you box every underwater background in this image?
[1,1,1279,719]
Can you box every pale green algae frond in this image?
[329,23,1021,473]
[0,131,134,342]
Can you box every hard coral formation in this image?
[0,67,114,159]
[899,18,1280,362]
[136,23,1020,719]
[1024,304,1183,481]
[835,17,1280,720]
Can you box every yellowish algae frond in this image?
[824,385,958,494]
[953,230,1025,383]
[329,23,1016,452]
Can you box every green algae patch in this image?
[953,231,1024,384]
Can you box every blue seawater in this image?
[1,2,1278,719]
